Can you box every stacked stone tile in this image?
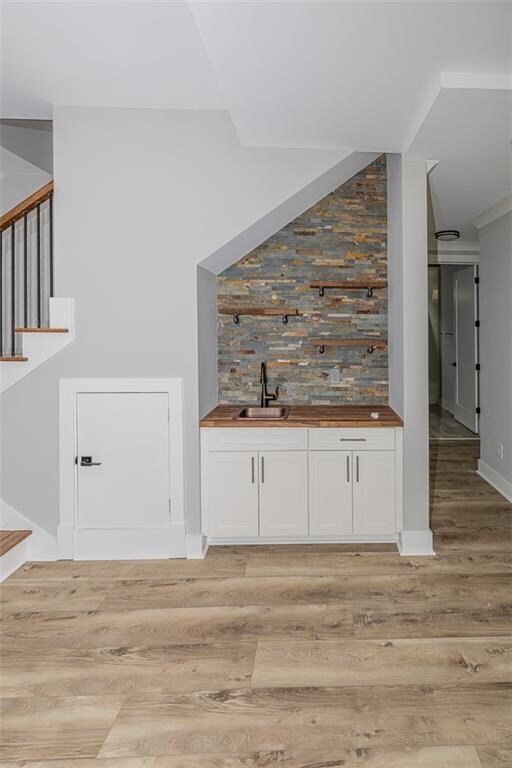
[218,155,388,404]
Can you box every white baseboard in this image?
[398,529,435,556]
[207,535,398,546]
[0,539,28,581]
[186,533,209,559]
[0,498,57,561]
[441,398,455,414]
[477,460,512,503]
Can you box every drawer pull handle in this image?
[251,456,255,484]
[261,456,265,483]
[338,438,367,442]
[346,455,350,482]
[356,455,360,483]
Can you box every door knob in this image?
[79,456,102,466]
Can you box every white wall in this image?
[0,119,53,175]
[478,211,512,492]
[0,106,350,538]
[0,147,51,214]
[388,155,432,553]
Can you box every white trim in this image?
[398,529,435,556]
[58,378,186,560]
[0,298,75,393]
[186,533,209,559]
[0,539,28,582]
[441,72,512,91]
[473,195,512,231]
[208,535,398,546]
[428,241,479,265]
[0,498,57,561]
[477,460,512,504]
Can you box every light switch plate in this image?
[329,368,340,386]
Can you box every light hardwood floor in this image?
[1,441,511,767]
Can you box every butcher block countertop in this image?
[200,405,403,428]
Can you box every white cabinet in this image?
[353,450,396,536]
[309,451,353,536]
[259,451,308,536]
[206,451,259,538]
[201,427,401,543]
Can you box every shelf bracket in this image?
[318,344,326,355]
[367,344,375,354]
[233,313,240,325]
[282,314,289,324]
[366,286,374,299]
[318,286,325,298]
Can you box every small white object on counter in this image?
[371,411,380,420]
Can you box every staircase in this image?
[0,181,74,392]
[0,530,32,580]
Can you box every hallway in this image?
[1,441,511,765]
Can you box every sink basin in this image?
[235,406,290,420]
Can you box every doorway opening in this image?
[428,264,480,442]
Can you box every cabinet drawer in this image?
[203,428,308,452]
[308,428,395,451]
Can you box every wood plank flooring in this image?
[1,440,511,766]
[429,404,479,440]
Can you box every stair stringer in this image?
[0,297,74,393]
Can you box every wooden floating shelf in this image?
[219,307,300,325]
[310,338,388,355]
[310,281,387,298]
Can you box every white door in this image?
[76,392,171,558]
[309,451,353,536]
[454,266,479,433]
[353,451,395,536]
[259,451,308,537]
[207,452,259,538]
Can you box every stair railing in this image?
[0,181,54,358]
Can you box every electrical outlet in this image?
[497,442,504,460]
[329,368,340,386]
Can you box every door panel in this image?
[309,451,353,536]
[353,451,395,536]
[207,452,259,538]
[259,451,308,537]
[77,392,170,531]
[454,265,479,433]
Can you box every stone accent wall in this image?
[218,155,388,405]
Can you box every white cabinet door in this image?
[75,392,172,559]
[353,451,396,536]
[77,392,170,531]
[259,451,308,537]
[207,452,259,538]
[309,451,353,536]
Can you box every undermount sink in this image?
[235,406,290,420]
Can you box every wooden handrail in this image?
[0,181,54,231]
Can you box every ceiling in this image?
[410,85,512,240]
[1,1,511,237]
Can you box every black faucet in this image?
[260,362,279,407]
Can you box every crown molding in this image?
[473,195,512,231]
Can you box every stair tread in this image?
[15,327,68,333]
[0,356,28,362]
[0,530,32,557]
